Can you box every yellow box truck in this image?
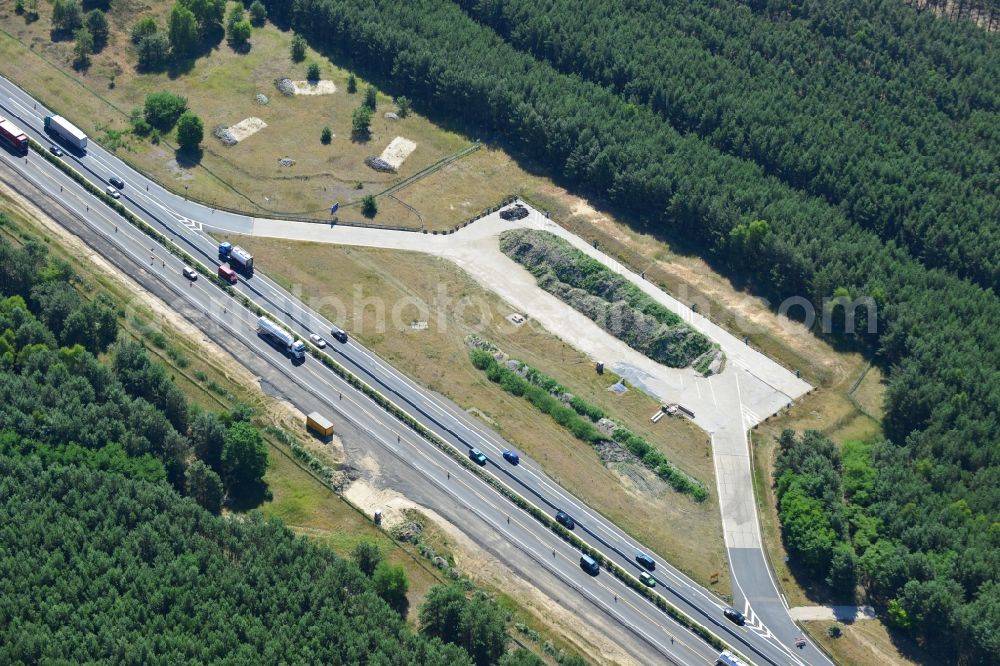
[306,412,334,438]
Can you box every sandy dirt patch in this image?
[343,478,421,528]
[380,136,417,169]
[291,80,337,95]
[228,117,268,143]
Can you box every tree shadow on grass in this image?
[175,146,204,168]
[226,479,271,511]
[388,596,410,619]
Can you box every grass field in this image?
[235,236,732,595]
[802,619,935,666]
[0,0,474,227]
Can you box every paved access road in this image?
[0,74,831,666]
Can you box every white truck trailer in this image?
[44,115,88,151]
[257,317,306,360]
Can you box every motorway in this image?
[0,74,830,666]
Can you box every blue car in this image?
[502,450,520,465]
[469,448,487,466]
[635,552,656,571]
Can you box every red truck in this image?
[218,264,238,284]
[0,116,28,153]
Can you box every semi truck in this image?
[257,316,305,360]
[0,117,28,153]
[44,115,88,152]
[306,412,335,438]
[219,242,253,275]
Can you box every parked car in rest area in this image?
[469,448,487,465]
[723,607,746,626]
[182,266,197,280]
[502,450,520,465]
[555,510,575,530]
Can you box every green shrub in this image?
[470,349,495,370]
[500,370,527,396]
[143,91,187,130]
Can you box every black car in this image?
[555,510,575,530]
[109,175,125,189]
[331,328,348,343]
[48,144,64,157]
[723,607,746,626]
[635,552,656,571]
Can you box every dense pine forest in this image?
[0,229,542,664]
[256,0,998,659]
[0,457,473,664]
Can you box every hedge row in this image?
[30,141,732,656]
[470,348,708,502]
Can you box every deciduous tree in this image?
[289,33,306,61]
[168,2,198,59]
[372,561,408,613]
[221,420,267,491]
[352,541,382,577]
[249,0,266,26]
[84,10,108,51]
[186,460,223,513]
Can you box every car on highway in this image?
[309,333,327,348]
[109,175,125,189]
[48,144,63,157]
[635,552,656,571]
[724,607,746,626]
[182,266,198,281]
[555,510,575,530]
[469,448,487,465]
[502,450,520,465]
[639,572,656,587]
[105,186,120,199]
[580,554,600,575]
[331,328,348,343]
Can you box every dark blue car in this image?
[502,450,520,465]
[635,552,656,571]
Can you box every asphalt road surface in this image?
[0,75,832,666]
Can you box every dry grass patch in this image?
[237,236,730,594]
[801,620,933,666]
[850,364,886,421]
